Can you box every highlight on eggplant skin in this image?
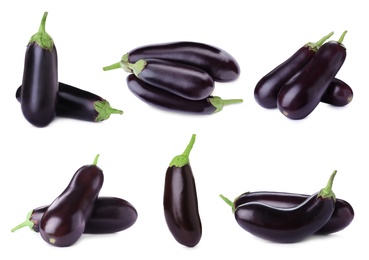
[121,41,241,82]
[126,74,243,115]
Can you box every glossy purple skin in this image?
[277,41,347,119]
[234,191,354,234]
[40,164,104,247]
[163,165,202,247]
[234,192,335,243]
[126,41,240,82]
[321,78,353,106]
[21,43,58,127]
[16,83,105,121]
[254,45,315,108]
[21,197,137,234]
[126,74,216,114]
[137,58,214,100]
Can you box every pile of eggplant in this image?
[11,154,138,247]
[254,31,353,120]
[220,170,354,243]
[17,12,123,127]
[103,41,243,115]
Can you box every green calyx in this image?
[29,11,54,52]
[305,31,334,51]
[11,210,35,232]
[209,96,243,113]
[93,100,123,122]
[219,194,236,213]
[318,170,337,201]
[169,134,196,168]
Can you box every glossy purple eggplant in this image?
[16,82,123,122]
[104,58,214,100]
[221,171,337,243]
[321,78,353,106]
[163,134,202,247]
[254,32,334,108]
[11,197,137,234]
[39,155,104,247]
[277,31,348,119]
[120,41,240,82]
[230,190,354,234]
[20,12,58,127]
[126,74,242,115]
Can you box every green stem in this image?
[102,60,134,73]
[102,62,122,71]
[306,31,334,51]
[93,100,123,122]
[209,96,243,114]
[11,210,35,232]
[93,154,100,165]
[169,134,196,167]
[29,11,54,51]
[219,194,236,213]
[318,170,337,200]
[338,30,348,44]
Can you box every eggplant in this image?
[20,12,58,127]
[227,190,354,234]
[321,78,353,106]
[11,197,137,234]
[120,41,240,82]
[277,31,348,119]
[39,154,104,247]
[163,134,202,247]
[126,74,242,114]
[254,32,334,108]
[16,82,123,122]
[104,58,215,100]
[221,171,337,243]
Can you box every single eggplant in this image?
[39,154,104,247]
[119,41,240,82]
[277,31,347,119]
[16,83,123,122]
[254,32,334,108]
[11,197,137,234]
[221,171,337,243]
[126,74,242,115]
[163,134,202,247]
[224,190,353,235]
[103,58,214,100]
[321,78,353,106]
[20,12,58,127]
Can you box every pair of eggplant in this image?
[163,134,202,247]
[254,31,352,119]
[19,12,122,126]
[12,155,138,247]
[103,41,243,115]
[220,170,354,243]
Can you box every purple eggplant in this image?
[321,78,353,106]
[227,190,353,235]
[11,197,137,234]
[104,58,214,100]
[277,31,348,119]
[254,32,334,108]
[39,155,104,247]
[20,12,58,127]
[126,74,242,115]
[220,171,337,243]
[120,41,240,82]
[163,134,202,247]
[16,82,123,122]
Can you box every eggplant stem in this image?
[305,31,334,51]
[11,210,35,232]
[209,96,243,114]
[338,30,348,44]
[219,194,236,213]
[29,11,54,51]
[169,134,196,167]
[93,154,100,165]
[318,170,337,200]
[94,100,123,122]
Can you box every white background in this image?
[1,0,367,259]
